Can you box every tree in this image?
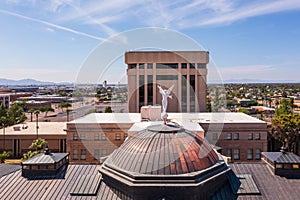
[28,108,34,122]
[6,103,27,126]
[29,138,47,151]
[66,109,72,122]
[23,138,47,160]
[238,108,250,115]
[104,106,112,113]
[270,114,300,154]
[59,102,72,112]
[0,151,11,163]
[39,105,54,117]
[34,110,40,138]
[275,98,292,116]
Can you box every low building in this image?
[65,113,141,164]
[262,147,300,178]
[65,112,267,164]
[197,113,267,162]
[0,122,66,157]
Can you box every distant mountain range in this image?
[0,78,63,86]
[223,79,299,84]
[0,78,299,86]
[208,79,299,84]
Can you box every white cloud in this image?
[0,9,104,41]
[3,0,300,37]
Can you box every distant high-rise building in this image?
[102,80,107,88]
[126,51,209,113]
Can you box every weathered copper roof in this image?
[104,124,219,175]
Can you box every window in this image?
[73,134,78,141]
[73,149,78,160]
[226,149,232,157]
[197,63,205,68]
[190,75,195,112]
[147,63,153,69]
[156,75,178,80]
[101,133,107,140]
[94,133,99,141]
[156,63,178,69]
[102,149,108,156]
[248,133,253,140]
[276,164,283,168]
[80,134,86,140]
[284,164,291,169]
[212,133,218,140]
[255,133,261,140]
[94,149,100,160]
[115,133,121,141]
[129,64,136,69]
[181,63,187,69]
[247,149,253,160]
[233,149,240,160]
[292,164,299,169]
[255,149,261,160]
[189,63,195,69]
[226,133,232,140]
[139,63,145,69]
[233,133,239,140]
[80,149,86,160]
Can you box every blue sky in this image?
[0,0,300,83]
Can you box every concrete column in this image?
[187,66,190,113]
[153,63,157,105]
[195,70,199,112]
[178,63,182,112]
[136,64,139,112]
[144,64,148,106]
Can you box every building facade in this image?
[126,51,209,113]
[65,113,141,164]
[0,122,66,158]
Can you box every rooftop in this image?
[104,123,219,176]
[0,122,66,135]
[68,112,265,124]
[22,152,69,165]
[262,151,300,163]
[0,163,299,199]
[68,113,141,124]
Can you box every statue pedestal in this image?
[161,113,168,125]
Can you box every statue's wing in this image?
[158,85,164,94]
[167,85,174,94]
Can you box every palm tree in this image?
[66,109,72,122]
[28,108,34,122]
[34,110,40,138]
[29,138,47,152]
[59,102,72,112]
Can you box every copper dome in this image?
[103,124,219,175]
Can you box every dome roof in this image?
[104,124,219,175]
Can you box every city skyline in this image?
[0,0,300,83]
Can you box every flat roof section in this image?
[0,122,66,135]
[69,112,265,125]
[69,113,141,124]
